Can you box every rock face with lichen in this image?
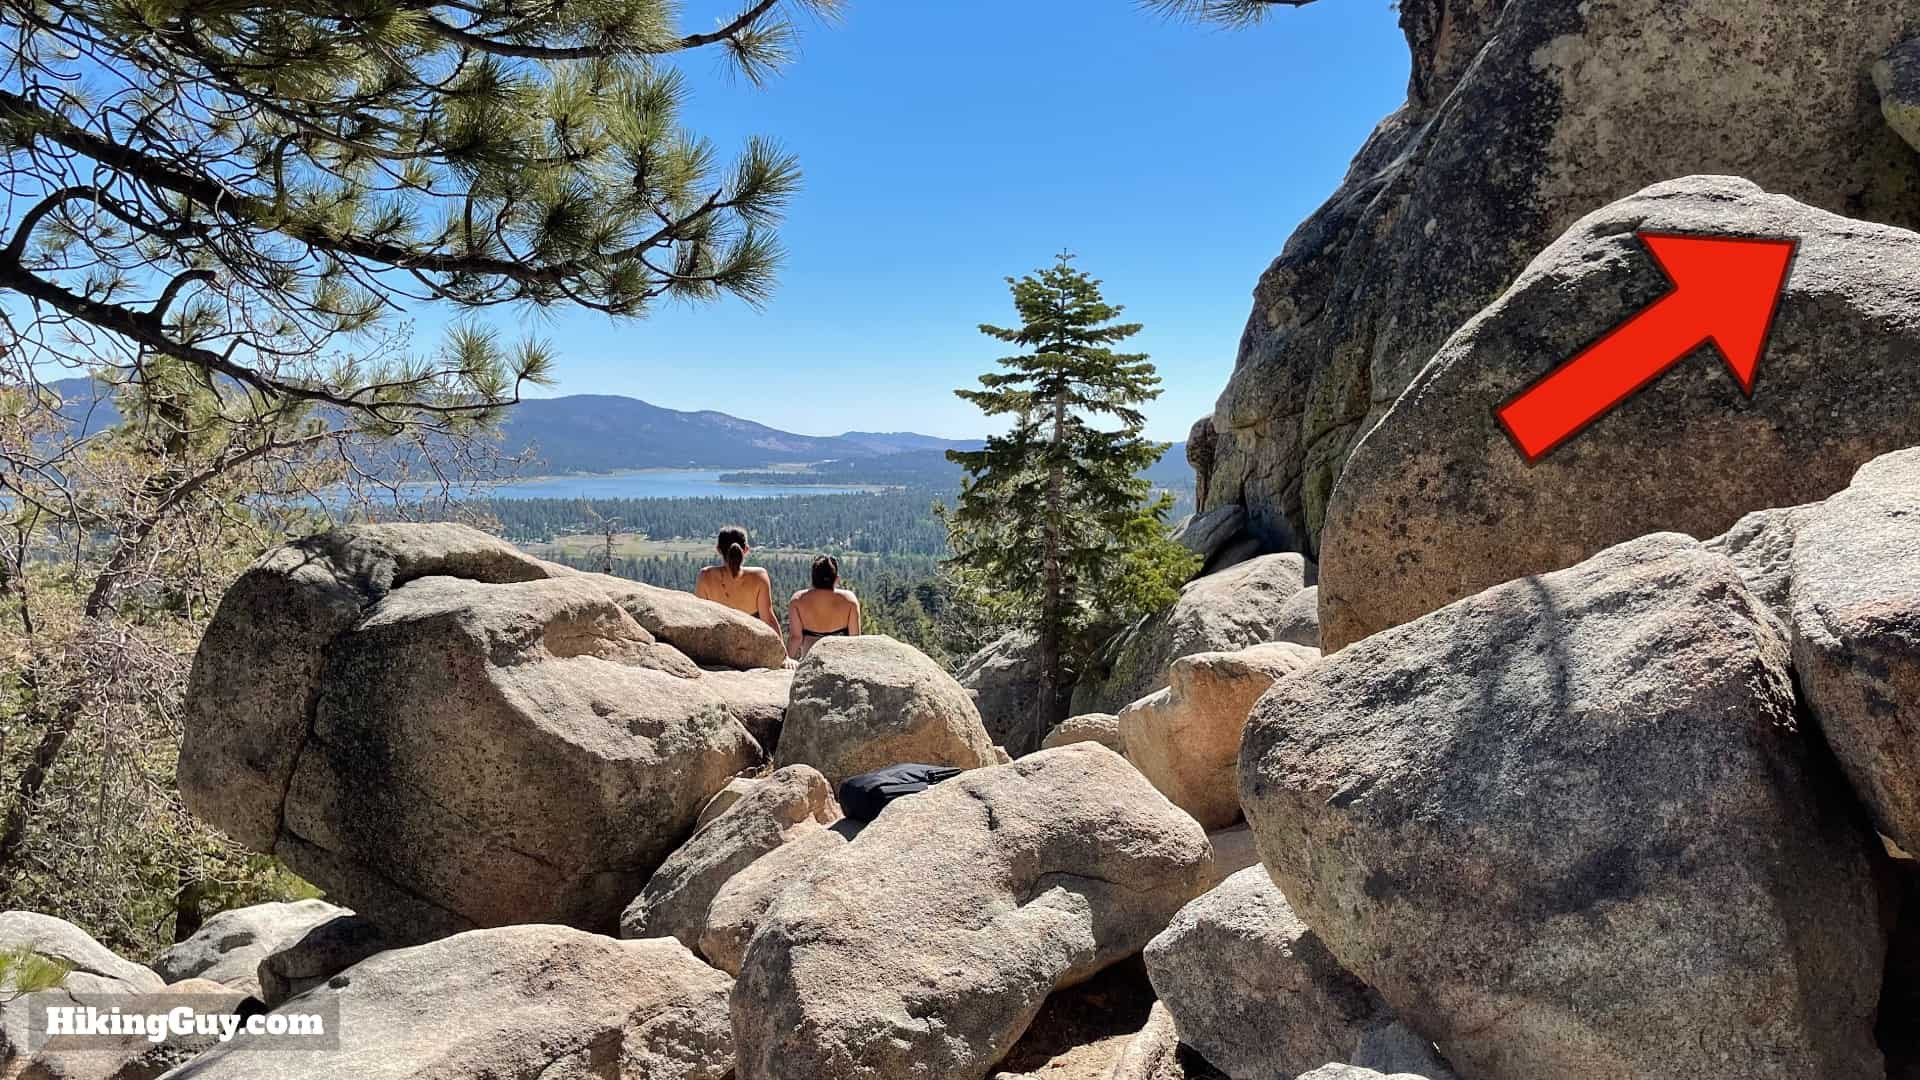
[1202,0,1920,556]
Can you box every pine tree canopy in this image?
[1143,0,1317,26]
[0,0,833,425]
[942,254,1197,742]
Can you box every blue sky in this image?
[483,1,1410,441]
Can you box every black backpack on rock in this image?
[837,763,963,823]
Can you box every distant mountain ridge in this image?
[497,396,986,472]
[35,380,1192,484]
[37,379,986,473]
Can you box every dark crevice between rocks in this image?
[992,955,1157,1076]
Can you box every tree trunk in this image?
[1036,386,1070,746]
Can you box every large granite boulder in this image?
[1041,712,1123,754]
[731,744,1215,1080]
[166,925,735,1079]
[695,667,793,752]
[774,635,997,785]
[956,629,1051,756]
[1297,1069,1436,1080]
[1788,449,1920,855]
[256,913,391,1008]
[1240,534,1889,1079]
[181,525,762,942]
[1072,554,1313,715]
[576,571,789,670]
[1199,0,1920,556]
[620,764,842,954]
[698,826,852,976]
[1,912,163,1073]
[155,900,346,996]
[180,524,556,849]
[1878,37,1920,154]
[17,978,247,1080]
[1319,178,1920,649]
[1145,869,1453,1080]
[1119,643,1319,829]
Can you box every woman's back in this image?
[788,555,860,658]
[697,564,771,616]
[790,587,858,636]
[694,526,778,636]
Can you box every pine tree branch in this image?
[415,0,784,59]
[0,90,743,289]
[0,255,517,419]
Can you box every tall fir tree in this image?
[942,254,1197,752]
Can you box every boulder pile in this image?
[1317,177,1920,649]
[1193,0,1920,556]
[6,7,1919,1078]
[176,524,781,941]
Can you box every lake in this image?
[482,470,878,500]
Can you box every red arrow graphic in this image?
[1496,231,1798,463]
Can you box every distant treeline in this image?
[717,450,961,488]
[717,443,1197,493]
[478,489,950,555]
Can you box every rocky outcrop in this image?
[1145,869,1453,1080]
[1878,37,1920,153]
[1040,712,1122,753]
[1788,449,1920,855]
[17,978,248,1080]
[620,764,842,954]
[957,629,1050,755]
[774,635,997,784]
[696,667,793,752]
[180,524,556,849]
[1109,1004,1228,1080]
[257,913,390,1008]
[1172,506,1260,576]
[1319,178,1920,649]
[1200,0,1920,556]
[1240,534,1888,1079]
[1703,503,1813,632]
[181,525,764,942]
[1,912,163,1073]
[698,825,851,976]
[579,571,789,670]
[155,899,345,996]
[695,776,763,830]
[988,957,1160,1080]
[1072,554,1313,715]
[731,744,1215,1080]
[172,925,735,1079]
[1296,1068,1434,1080]
[1120,643,1319,829]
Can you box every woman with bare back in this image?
[695,526,779,637]
[788,555,861,659]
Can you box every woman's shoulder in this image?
[836,588,860,603]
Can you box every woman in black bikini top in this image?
[787,554,862,659]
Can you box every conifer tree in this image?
[1,0,831,425]
[942,254,1196,751]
